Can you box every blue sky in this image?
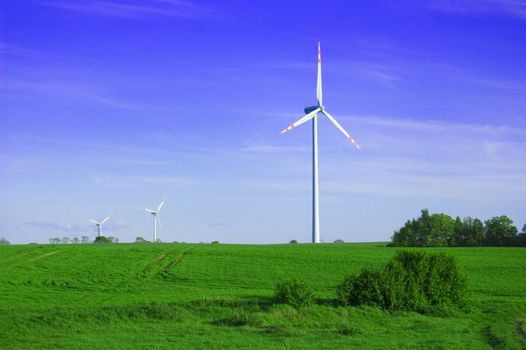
[1,0,525,244]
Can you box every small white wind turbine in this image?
[280,42,361,244]
[89,216,111,237]
[145,198,166,243]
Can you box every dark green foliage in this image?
[391,209,455,247]
[94,236,113,244]
[336,250,469,312]
[334,239,345,244]
[211,241,220,244]
[484,216,518,246]
[0,238,9,245]
[289,239,298,244]
[336,269,384,307]
[391,210,520,247]
[135,237,149,243]
[274,277,314,308]
[456,217,485,246]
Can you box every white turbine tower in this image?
[280,42,361,244]
[89,216,111,237]
[145,198,166,243]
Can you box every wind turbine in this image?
[145,198,166,243]
[89,216,111,237]
[280,42,361,244]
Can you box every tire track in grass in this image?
[157,249,191,278]
[27,251,59,262]
[138,251,171,275]
[517,319,526,341]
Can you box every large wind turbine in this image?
[144,198,166,243]
[280,42,361,244]
[89,216,110,237]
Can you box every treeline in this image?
[390,209,526,247]
[49,236,119,244]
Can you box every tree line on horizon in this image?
[389,209,526,247]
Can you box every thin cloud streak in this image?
[24,221,82,233]
[40,0,219,20]
[425,0,526,19]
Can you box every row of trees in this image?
[0,238,10,245]
[390,209,526,247]
[49,236,119,244]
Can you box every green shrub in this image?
[336,269,384,307]
[336,250,469,312]
[274,277,314,308]
[94,236,113,244]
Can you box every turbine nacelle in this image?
[304,105,320,114]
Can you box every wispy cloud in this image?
[40,0,219,20]
[0,41,57,59]
[24,221,83,233]
[425,0,526,19]
[2,80,140,110]
[103,220,129,231]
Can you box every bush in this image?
[289,240,298,244]
[274,277,314,308]
[336,269,384,307]
[94,236,113,244]
[336,250,469,312]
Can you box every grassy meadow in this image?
[0,242,525,349]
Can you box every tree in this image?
[72,237,80,244]
[391,219,415,247]
[135,237,148,243]
[49,237,61,244]
[81,236,90,244]
[94,236,112,244]
[484,216,518,246]
[517,224,526,247]
[453,216,463,245]
[289,239,298,244]
[62,237,70,244]
[452,216,485,246]
[0,238,10,245]
[107,236,119,243]
[460,217,484,246]
[426,213,454,246]
[334,239,345,243]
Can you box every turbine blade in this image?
[100,216,110,225]
[317,41,322,106]
[157,198,166,212]
[321,110,361,150]
[89,219,100,225]
[145,208,156,214]
[280,108,321,135]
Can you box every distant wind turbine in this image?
[280,42,361,243]
[145,198,166,243]
[89,216,111,237]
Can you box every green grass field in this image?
[1,243,525,349]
